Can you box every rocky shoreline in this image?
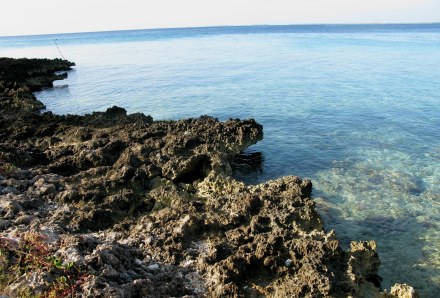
[0,57,417,297]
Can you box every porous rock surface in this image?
[0,58,417,297]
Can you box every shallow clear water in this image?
[1,24,440,296]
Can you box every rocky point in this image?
[0,57,417,297]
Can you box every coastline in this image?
[0,58,417,297]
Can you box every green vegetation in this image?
[0,232,89,297]
[0,152,17,176]
[0,162,17,175]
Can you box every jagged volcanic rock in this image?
[0,58,417,297]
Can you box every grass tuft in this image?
[0,231,90,297]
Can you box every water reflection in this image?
[231,149,264,184]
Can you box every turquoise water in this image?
[1,24,440,296]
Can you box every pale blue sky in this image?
[1,0,439,36]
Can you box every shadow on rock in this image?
[231,148,264,184]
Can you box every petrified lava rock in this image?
[0,58,417,297]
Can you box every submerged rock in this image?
[0,58,417,297]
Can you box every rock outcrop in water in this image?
[0,58,417,297]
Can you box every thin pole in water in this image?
[54,39,66,60]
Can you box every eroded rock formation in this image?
[0,58,417,297]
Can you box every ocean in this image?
[1,24,439,296]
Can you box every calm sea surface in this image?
[1,24,439,296]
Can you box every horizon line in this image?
[1,21,439,38]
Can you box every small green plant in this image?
[0,161,17,176]
[0,152,16,176]
[0,231,90,297]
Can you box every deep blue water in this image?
[1,24,440,296]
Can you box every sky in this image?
[0,0,439,36]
